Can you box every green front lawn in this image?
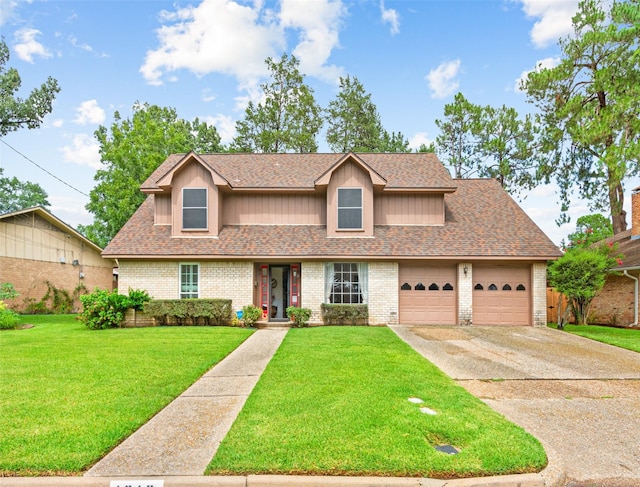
[0,315,253,475]
[551,323,640,353]
[207,327,546,479]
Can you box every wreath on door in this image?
[271,278,277,288]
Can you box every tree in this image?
[0,38,60,136]
[325,75,384,152]
[548,245,617,326]
[378,130,411,153]
[232,54,323,153]
[80,103,223,247]
[0,168,50,213]
[435,92,482,178]
[522,0,640,234]
[474,105,539,196]
[565,213,613,249]
[416,142,436,153]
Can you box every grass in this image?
[207,327,547,479]
[0,315,253,476]
[549,323,640,353]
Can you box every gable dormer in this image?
[316,153,386,237]
[145,152,229,237]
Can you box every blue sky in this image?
[0,0,631,245]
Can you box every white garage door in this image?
[473,266,531,325]
[399,264,457,325]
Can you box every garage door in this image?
[399,264,457,325]
[473,266,531,325]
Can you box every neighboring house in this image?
[103,152,561,326]
[590,187,640,327]
[0,206,116,312]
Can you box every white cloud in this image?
[514,56,560,92]
[48,195,93,228]
[408,132,432,151]
[380,0,400,35]
[73,100,106,125]
[13,28,52,63]
[279,0,345,83]
[140,0,283,86]
[60,134,101,169]
[52,119,64,128]
[140,0,346,87]
[204,114,237,144]
[518,0,579,48]
[0,0,18,27]
[202,89,216,103]
[425,59,461,99]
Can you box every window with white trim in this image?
[180,263,199,299]
[183,188,207,230]
[337,188,362,230]
[325,263,368,304]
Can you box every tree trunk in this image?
[609,180,627,234]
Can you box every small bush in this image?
[321,304,368,326]
[78,289,130,330]
[286,306,312,327]
[0,301,20,330]
[126,288,151,310]
[241,304,262,327]
[0,283,18,301]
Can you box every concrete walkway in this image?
[85,328,288,477]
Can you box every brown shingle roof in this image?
[600,230,640,269]
[103,178,560,260]
[142,152,456,191]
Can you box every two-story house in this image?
[102,151,561,326]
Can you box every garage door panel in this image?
[473,266,531,326]
[399,265,457,325]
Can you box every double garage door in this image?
[398,264,531,326]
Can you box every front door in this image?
[269,265,290,321]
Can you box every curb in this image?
[0,470,558,487]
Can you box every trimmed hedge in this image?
[144,299,233,326]
[321,304,368,326]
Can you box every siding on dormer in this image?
[327,160,374,237]
[170,161,220,237]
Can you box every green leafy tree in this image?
[522,0,640,234]
[434,92,482,178]
[416,142,436,153]
[0,167,50,213]
[565,213,613,250]
[325,75,384,152]
[80,103,223,247]
[378,130,411,153]
[0,38,60,136]
[475,105,540,196]
[548,244,617,326]
[232,53,323,153]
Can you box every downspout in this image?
[623,270,638,327]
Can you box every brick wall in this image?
[458,262,472,325]
[118,260,254,313]
[0,256,113,312]
[590,273,637,326]
[301,262,324,324]
[368,262,398,325]
[532,262,547,326]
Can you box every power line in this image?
[0,138,90,197]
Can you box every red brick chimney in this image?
[632,186,640,239]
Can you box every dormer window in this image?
[337,188,362,230]
[183,188,207,230]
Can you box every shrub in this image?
[241,304,262,327]
[78,289,130,330]
[126,288,151,310]
[0,301,20,330]
[0,283,18,301]
[286,306,312,327]
[321,304,368,326]
[144,299,233,326]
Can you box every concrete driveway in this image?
[390,325,640,487]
